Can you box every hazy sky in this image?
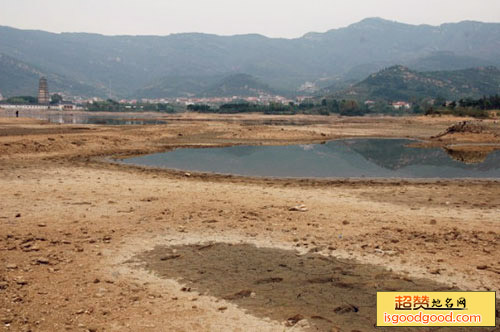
[1,0,499,38]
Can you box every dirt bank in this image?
[0,114,499,331]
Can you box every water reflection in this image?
[1,110,166,125]
[121,139,500,179]
[46,114,166,125]
[444,148,491,164]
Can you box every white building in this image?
[391,101,411,110]
[0,104,50,110]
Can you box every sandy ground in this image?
[0,113,499,331]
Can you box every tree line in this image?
[187,99,412,116]
[426,95,500,118]
[86,99,175,113]
[1,94,64,105]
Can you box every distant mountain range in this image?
[326,65,500,101]
[1,18,500,99]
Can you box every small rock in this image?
[218,306,227,311]
[477,265,488,270]
[342,220,350,225]
[0,281,8,289]
[289,205,307,212]
[202,219,218,224]
[36,257,50,265]
[15,277,28,285]
[160,254,181,261]
[286,314,304,326]
[15,213,21,218]
[184,172,191,177]
[223,289,253,300]
[37,223,46,227]
[333,304,359,314]
[1,318,13,324]
[6,264,18,269]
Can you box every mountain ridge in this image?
[1,18,500,98]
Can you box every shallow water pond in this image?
[2,110,166,125]
[121,139,500,179]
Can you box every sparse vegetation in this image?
[426,95,500,118]
[328,66,500,102]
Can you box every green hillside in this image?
[329,65,500,101]
[408,51,495,72]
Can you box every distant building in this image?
[38,77,50,105]
[391,101,411,110]
[53,101,84,111]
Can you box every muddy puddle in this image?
[132,242,498,331]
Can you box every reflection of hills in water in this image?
[222,146,261,157]
[122,138,500,179]
[331,139,500,171]
[45,114,166,125]
[444,148,491,164]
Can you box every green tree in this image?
[433,96,446,108]
[5,96,38,104]
[50,94,63,105]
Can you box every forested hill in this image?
[328,65,500,101]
